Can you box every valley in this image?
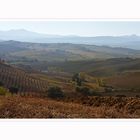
[0,39,140,118]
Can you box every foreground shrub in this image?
[47,86,64,99]
[0,81,4,86]
[76,86,97,96]
[9,87,19,94]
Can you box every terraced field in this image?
[0,62,77,96]
[0,62,48,94]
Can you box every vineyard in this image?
[0,61,48,95]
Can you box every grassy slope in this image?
[0,96,139,118]
[10,49,85,61]
[105,72,140,89]
[43,58,140,76]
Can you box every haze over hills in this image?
[0,29,140,50]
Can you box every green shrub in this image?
[0,86,7,96]
[47,86,64,99]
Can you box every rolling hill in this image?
[0,41,140,62]
[38,58,140,76]
[0,61,75,96]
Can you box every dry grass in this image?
[105,72,140,89]
[0,96,139,118]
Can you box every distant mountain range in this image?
[0,29,140,50]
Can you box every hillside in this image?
[0,41,140,63]
[0,60,140,118]
[0,61,76,96]
[105,72,140,89]
[0,62,48,94]
[0,96,139,118]
[37,58,140,76]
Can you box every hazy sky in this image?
[0,21,140,36]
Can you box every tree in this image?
[47,86,64,99]
[72,73,79,81]
[72,73,83,86]
[76,86,99,96]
